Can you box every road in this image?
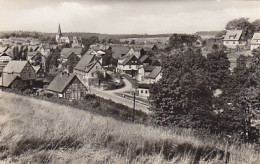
[90,78,151,114]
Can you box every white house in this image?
[73,54,105,87]
[137,66,162,84]
[223,30,246,48]
[251,33,260,50]
[0,52,12,63]
[116,54,142,76]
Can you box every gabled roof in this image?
[0,52,12,58]
[0,74,19,87]
[223,30,243,41]
[148,66,162,79]
[251,33,260,45]
[61,48,83,57]
[62,52,78,59]
[118,54,141,66]
[3,61,29,74]
[27,51,40,57]
[32,66,41,73]
[74,54,97,73]
[46,73,77,93]
[0,46,8,53]
[112,47,130,59]
[139,55,150,63]
[143,65,155,72]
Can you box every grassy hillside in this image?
[0,92,259,164]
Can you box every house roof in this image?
[138,83,150,89]
[62,52,78,59]
[46,73,77,93]
[61,48,83,57]
[74,54,97,73]
[27,51,40,57]
[139,55,150,63]
[223,30,243,41]
[148,66,162,79]
[251,33,260,45]
[0,46,8,53]
[0,74,19,87]
[112,47,130,59]
[143,65,155,72]
[32,65,41,73]
[3,61,29,74]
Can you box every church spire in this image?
[58,23,62,36]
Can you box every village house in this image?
[147,66,162,84]
[60,48,83,59]
[46,72,87,100]
[137,65,154,83]
[112,46,131,59]
[137,83,150,98]
[116,54,142,76]
[137,66,162,84]
[73,54,105,87]
[61,52,80,73]
[0,73,21,88]
[223,30,247,48]
[3,61,36,81]
[0,52,12,63]
[251,33,260,50]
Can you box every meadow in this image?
[0,92,259,164]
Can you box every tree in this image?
[225,18,254,38]
[82,36,99,52]
[168,33,198,50]
[150,49,213,127]
[206,50,231,90]
[251,19,260,34]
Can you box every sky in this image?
[0,0,260,34]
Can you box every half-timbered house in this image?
[46,73,87,100]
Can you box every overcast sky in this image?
[0,0,259,34]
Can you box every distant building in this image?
[223,30,247,48]
[46,73,87,100]
[55,24,78,44]
[251,33,260,50]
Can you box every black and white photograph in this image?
[0,0,259,163]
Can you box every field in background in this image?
[0,92,259,164]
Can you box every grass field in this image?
[0,92,259,164]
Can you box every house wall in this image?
[20,63,36,80]
[251,44,260,50]
[74,62,104,87]
[0,56,12,62]
[149,73,162,84]
[223,40,247,48]
[138,88,150,97]
[64,77,87,100]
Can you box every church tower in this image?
[56,24,62,43]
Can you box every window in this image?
[96,65,99,69]
[129,65,131,69]
[141,90,143,93]
[145,90,148,94]
[233,41,236,44]
[91,73,94,77]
